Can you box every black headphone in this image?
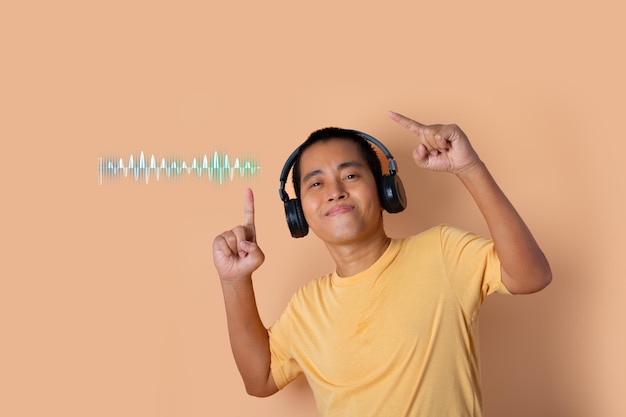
[279,130,407,238]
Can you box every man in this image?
[212,111,552,416]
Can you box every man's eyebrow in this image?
[302,169,323,184]
[337,161,365,172]
[301,161,365,184]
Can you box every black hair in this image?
[292,127,383,198]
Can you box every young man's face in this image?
[298,138,384,245]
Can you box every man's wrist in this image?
[220,275,254,291]
[456,160,487,182]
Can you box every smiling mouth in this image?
[326,205,354,216]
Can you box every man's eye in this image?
[310,182,321,188]
[346,174,357,180]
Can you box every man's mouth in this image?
[326,204,354,216]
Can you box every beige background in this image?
[1,1,624,416]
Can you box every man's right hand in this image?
[213,188,265,282]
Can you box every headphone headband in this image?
[349,130,398,175]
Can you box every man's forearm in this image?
[457,162,552,294]
[220,278,278,396]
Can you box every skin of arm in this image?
[212,188,279,396]
[389,111,552,294]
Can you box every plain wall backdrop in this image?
[1,1,624,416]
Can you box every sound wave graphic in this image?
[98,151,260,185]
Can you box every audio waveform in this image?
[98,151,260,185]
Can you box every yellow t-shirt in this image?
[268,225,509,417]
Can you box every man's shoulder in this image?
[290,272,332,301]
[402,224,472,242]
[399,224,448,244]
[394,224,476,258]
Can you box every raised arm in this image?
[212,187,279,396]
[388,111,552,294]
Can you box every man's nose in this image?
[327,180,348,201]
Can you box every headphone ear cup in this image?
[379,174,407,213]
[284,198,309,238]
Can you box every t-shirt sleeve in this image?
[439,224,510,321]
[267,299,303,389]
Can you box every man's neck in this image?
[326,230,391,278]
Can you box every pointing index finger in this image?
[243,187,257,242]
[388,111,425,133]
[243,187,255,230]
